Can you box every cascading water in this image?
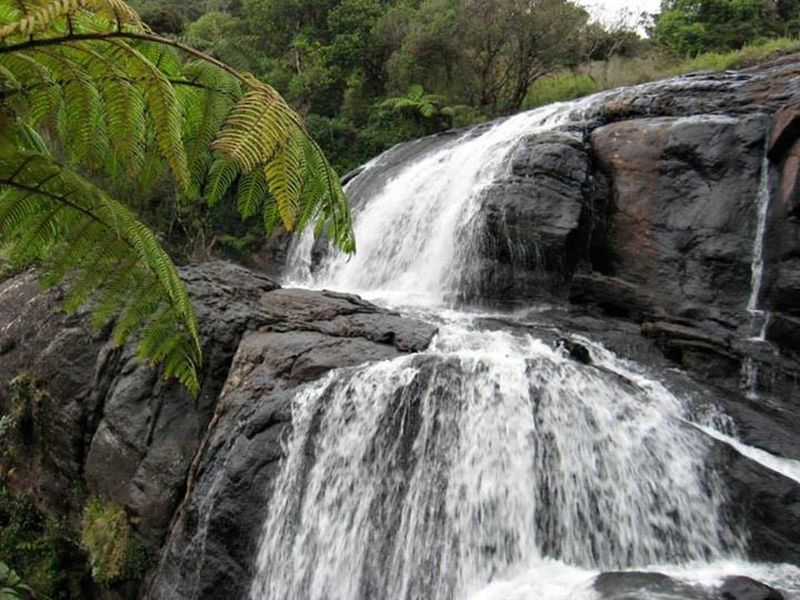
[741,153,773,397]
[254,97,800,599]
[251,325,739,600]
[285,101,592,305]
[746,153,773,339]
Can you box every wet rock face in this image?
[591,114,768,327]
[0,262,437,599]
[148,289,436,600]
[466,128,598,305]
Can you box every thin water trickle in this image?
[746,153,773,341]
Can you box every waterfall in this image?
[251,325,738,600]
[253,97,800,600]
[285,100,594,307]
[740,153,773,397]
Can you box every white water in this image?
[286,101,592,305]
[253,98,800,599]
[693,423,800,485]
[747,153,773,339]
[251,325,739,600]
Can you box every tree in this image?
[384,0,590,115]
[652,0,788,55]
[0,0,354,393]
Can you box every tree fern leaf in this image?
[0,151,201,392]
[211,83,301,173]
[204,156,237,206]
[0,0,143,39]
[106,38,190,189]
[236,167,266,219]
[263,125,307,230]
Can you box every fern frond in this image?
[0,52,61,126]
[180,60,240,190]
[65,40,147,174]
[0,150,202,393]
[204,156,237,205]
[263,126,306,230]
[211,82,300,173]
[0,0,143,39]
[236,168,267,219]
[0,0,357,393]
[30,46,106,163]
[105,38,189,188]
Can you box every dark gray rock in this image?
[708,441,800,565]
[719,576,786,600]
[593,571,787,600]
[0,261,436,600]
[589,113,769,328]
[462,128,599,305]
[0,272,107,517]
[593,571,712,600]
[147,296,435,599]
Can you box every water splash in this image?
[250,325,739,600]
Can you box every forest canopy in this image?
[130,0,800,174]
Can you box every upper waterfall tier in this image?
[286,100,596,306]
[280,60,800,360]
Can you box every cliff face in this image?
[2,56,800,600]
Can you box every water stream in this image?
[746,153,773,339]
[254,98,800,599]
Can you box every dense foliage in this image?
[0,0,354,393]
[652,0,800,55]
[129,0,799,176]
[130,0,616,172]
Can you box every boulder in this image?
[719,576,786,600]
[466,128,598,304]
[593,571,712,600]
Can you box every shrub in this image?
[80,498,147,585]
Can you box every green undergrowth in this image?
[0,486,84,599]
[524,37,800,110]
[667,37,800,72]
[0,561,34,599]
[0,372,150,597]
[80,498,148,586]
[3,375,50,459]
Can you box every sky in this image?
[575,0,663,27]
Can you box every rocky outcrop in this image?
[466,128,598,304]
[593,571,786,600]
[0,262,436,598]
[591,114,768,328]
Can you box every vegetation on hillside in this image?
[127,0,799,176]
[0,0,354,394]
